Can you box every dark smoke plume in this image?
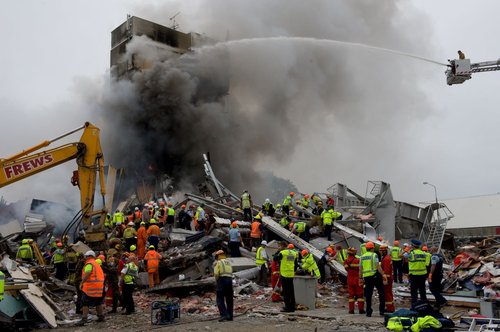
[98,1,433,203]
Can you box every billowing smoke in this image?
[97,1,434,203]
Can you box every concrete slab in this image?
[21,284,57,328]
[225,257,256,272]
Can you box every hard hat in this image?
[135,207,139,211]
[160,201,165,206]
[422,246,428,252]
[84,250,96,257]
[181,204,186,209]
[301,249,309,257]
[231,221,238,228]
[57,242,63,248]
[149,245,155,250]
[290,192,295,197]
[255,214,262,220]
[96,258,102,265]
[287,244,294,249]
[265,198,270,203]
[347,247,357,255]
[403,243,409,247]
[214,249,225,257]
[295,200,301,204]
[128,222,134,226]
[140,222,145,226]
[150,219,156,224]
[130,245,136,251]
[98,254,106,262]
[326,247,334,254]
[261,240,268,246]
[236,207,242,212]
[144,204,149,207]
[276,204,281,208]
[304,194,309,199]
[380,244,388,250]
[167,202,173,207]
[365,242,375,249]
[289,223,294,230]
[115,244,123,250]
[394,240,399,246]
[377,236,383,241]
[317,201,323,205]
[22,239,28,244]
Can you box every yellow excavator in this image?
[0,122,107,243]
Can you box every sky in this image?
[1,0,500,208]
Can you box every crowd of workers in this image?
[8,190,454,325]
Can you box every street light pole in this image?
[423,181,438,204]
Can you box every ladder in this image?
[419,203,454,252]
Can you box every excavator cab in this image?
[446,58,472,85]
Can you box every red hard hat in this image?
[290,192,295,197]
[301,249,309,257]
[181,204,186,209]
[304,194,309,199]
[287,244,294,249]
[56,242,63,248]
[377,236,383,241]
[365,242,375,249]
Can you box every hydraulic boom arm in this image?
[446,57,500,85]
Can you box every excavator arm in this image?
[0,122,107,242]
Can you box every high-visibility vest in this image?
[263,202,272,212]
[167,207,175,216]
[250,221,262,238]
[123,262,138,284]
[408,249,427,275]
[321,209,334,225]
[123,227,136,239]
[144,250,161,273]
[195,207,204,221]
[82,258,104,297]
[147,225,161,237]
[280,217,289,228]
[361,252,377,278]
[215,259,233,278]
[104,214,111,227]
[390,246,402,261]
[53,249,65,264]
[256,247,266,266]
[332,211,342,220]
[337,249,347,264]
[301,198,310,208]
[360,243,367,255]
[282,196,292,207]
[112,212,125,225]
[0,271,4,301]
[241,192,251,209]
[295,222,306,233]
[16,244,33,259]
[301,254,320,278]
[279,249,298,278]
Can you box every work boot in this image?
[348,310,354,314]
[366,309,372,317]
[359,310,366,314]
[218,316,228,322]
[97,316,105,322]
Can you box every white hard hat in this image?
[128,222,134,226]
[261,240,268,246]
[265,198,270,203]
[404,243,409,247]
[84,250,96,257]
[135,207,139,211]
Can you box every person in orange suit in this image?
[136,222,147,259]
[380,244,395,313]
[344,247,365,314]
[144,245,162,288]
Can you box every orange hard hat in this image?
[326,247,334,254]
[365,242,375,249]
[56,242,63,248]
[290,192,295,197]
[304,194,309,199]
[301,249,309,257]
[394,240,399,246]
[97,254,106,262]
[287,244,294,249]
[422,246,428,251]
[289,223,294,230]
[377,236,383,241]
[181,204,186,209]
[231,221,238,228]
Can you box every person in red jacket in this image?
[380,244,395,313]
[344,247,365,314]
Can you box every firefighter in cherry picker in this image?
[344,247,365,314]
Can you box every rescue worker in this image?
[136,222,147,259]
[194,204,206,231]
[282,192,294,215]
[300,194,310,218]
[133,207,142,223]
[178,204,191,230]
[256,240,269,286]
[458,50,465,59]
[144,245,162,288]
[147,219,161,250]
[112,209,125,227]
[359,241,386,317]
[380,244,395,313]
[406,239,428,306]
[390,240,403,283]
[0,270,4,301]
[344,247,365,314]
[228,221,243,257]
[321,206,334,241]
[113,221,124,239]
[334,245,348,266]
[300,249,320,279]
[428,246,447,309]
[157,201,167,227]
[213,250,234,322]
[422,245,432,275]
[166,202,175,234]
[274,243,298,312]
[66,246,79,286]
[402,243,410,284]
[240,190,253,221]
[120,255,138,315]
[262,198,275,217]
[312,199,324,216]
[290,221,310,242]
[280,215,291,228]
[52,242,67,280]
[141,204,151,224]
[16,239,33,262]
[104,213,112,230]
[318,247,335,284]
[250,214,263,249]
[105,255,120,314]
[76,251,105,325]
[123,222,137,252]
